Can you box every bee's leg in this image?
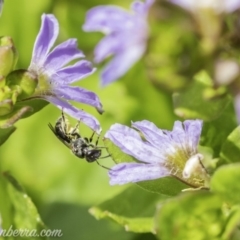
[89,131,96,143]
[61,108,69,134]
[71,120,80,135]
[96,160,111,170]
[99,154,111,159]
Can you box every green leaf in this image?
[221,206,240,240]
[104,139,190,196]
[201,103,237,158]
[220,126,240,163]
[0,172,47,240]
[155,191,225,240]
[89,185,166,233]
[0,126,16,146]
[211,163,240,204]
[173,71,231,121]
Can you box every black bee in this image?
[48,110,80,146]
[48,110,109,168]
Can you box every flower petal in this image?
[50,60,96,85]
[101,44,146,86]
[106,123,142,140]
[105,123,166,163]
[183,120,202,151]
[108,162,170,185]
[169,0,195,12]
[170,0,240,13]
[44,39,84,71]
[131,0,155,15]
[30,14,59,68]
[132,120,180,156]
[53,85,103,114]
[45,96,101,133]
[171,121,186,144]
[83,6,134,33]
[132,120,165,145]
[94,34,123,63]
[225,0,240,12]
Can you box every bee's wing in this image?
[48,123,71,149]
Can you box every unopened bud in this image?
[0,36,18,76]
[6,69,38,100]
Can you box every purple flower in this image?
[105,119,209,186]
[28,14,103,133]
[169,0,240,13]
[83,0,154,86]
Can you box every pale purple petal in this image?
[44,39,84,71]
[30,14,58,67]
[45,96,101,133]
[225,0,240,12]
[183,120,202,151]
[83,6,133,33]
[109,162,170,185]
[101,44,146,86]
[132,120,165,146]
[169,0,240,13]
[53,85,103,113]
[169,0,195,11]
[105,123,166,163]
[50,60,96,85]
[132,120,180,155]
[170,121,186,145]
[106,123,142,141]
[131,0,155,15]
[94,35,123,63]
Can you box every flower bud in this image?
[0,36,18,76]
[6,69,38,100]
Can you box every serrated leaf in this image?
[211,163,240,204]
[173,71,231,121]
[220,126,240,163]
[0,126,16,146]
[0,172,47,240]
[89,185,166,233]
[104,139,190,196]
[155,191,225,240]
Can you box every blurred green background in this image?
[0,0,175,239]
